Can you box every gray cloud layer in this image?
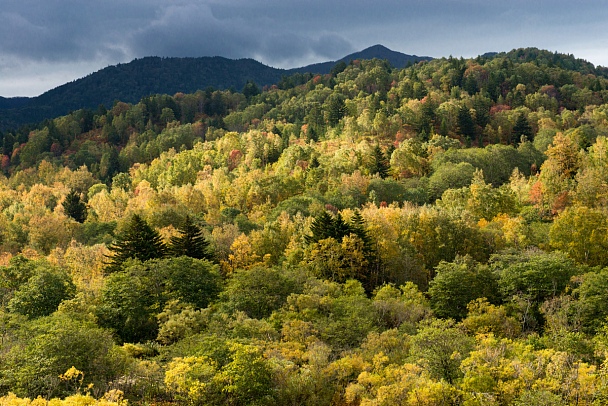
[1,0,608,96]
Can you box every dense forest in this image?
[3,47,608,405]
[0,45,430,131]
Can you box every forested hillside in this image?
[0,45,429,131]
[3,48,608,405]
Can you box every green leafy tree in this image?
[62,189,87,223]
[0,257,75,319]
[220,266,301,319]
[549,206,608,267]
[105,214,167,272]
[428,257,501,320]
[494,251,579,304]
[492,250,580,331]
[0,255,37,307]
[276,279,377,352]
[97,257,221,343]
[7,267,76,319]
[169,215,212,260]
[96,263,159,343]
[0,314,127,398]
[411,319,474,384]
[148,256,222,309]
[573,268,608,333]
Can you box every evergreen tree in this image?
[306,210,372,253]
[305,211,335,244]
[169,215,212,260]
[105,214,167,272]
[370,144,391,178]
[349,210,373,255]
[513,112,533,142]
[62,190,87,223]
[242,80,260,99]
[458,106,476,141]
[326,94,346,127]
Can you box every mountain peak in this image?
[289,44,433,74]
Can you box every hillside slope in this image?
[0,45,430,130]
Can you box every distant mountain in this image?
[289,44,433,74]
[0,57,287,130]
[0,45,429,130]
[0,96,29,110]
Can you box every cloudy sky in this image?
[1,0,607,97]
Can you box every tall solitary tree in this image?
[105,214,167,272]
[169,215,212,260]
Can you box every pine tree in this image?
[169,215,212,260]
[305,211,335,244]
[349,210,373,255]
[306,210,372,252]
[458,106,476,141]
[332,213,351,240]
[62,190,87,223]
[370,144,391,178]
[513,112,533,142]
[326,94,346,127]
[105,214,167,272]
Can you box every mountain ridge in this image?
[289,44,433,74]
[0,45,429,130]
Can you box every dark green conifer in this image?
[458,106,476,141]
[305,211,335,244]
[169,215,212,260]
[62,189,87,223]
[242,80,260,99]
[370,144,391,178]
[513,112,533,142]
[326,94,346,127]
[105,214,167,272]
[332,213,351,240]
[349,210,373,255]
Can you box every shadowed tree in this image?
[458,106,476,142]
[370,144,391,178]
[513,112,533,142]
[169,215,212,260]
[62,190,87,223]
[105,214,167,272]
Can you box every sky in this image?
[1,0,608,97]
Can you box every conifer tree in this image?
[105,214,167,272]
[305,211,335,244]
[306,210,373,252]
[62,190,87,223]
[349,210,373,255]
[370,144,391,178]
[332,213,351,240]
[513,112,533,142]
[458,106,476,141]
[169,215,212,260]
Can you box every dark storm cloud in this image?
[127,1,356,66]
[2,0,608,96]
